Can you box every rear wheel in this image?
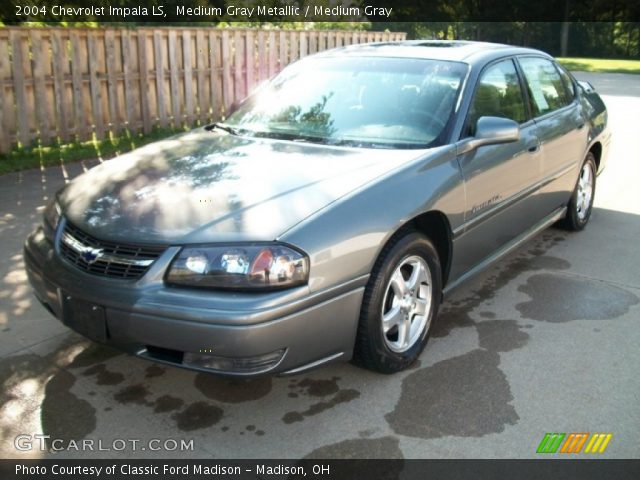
[559,152,597,231]
[353,232,442,373]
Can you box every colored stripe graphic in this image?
[572,433,590,453]
[538,433,613,454]
[585,433,613,453]
[560,433,589,453]
[537,433,566,453]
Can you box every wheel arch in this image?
[378,210,453,289]
[588,141,602,171]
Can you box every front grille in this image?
[59,221,165,280]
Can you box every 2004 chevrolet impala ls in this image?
[25,41,610,376]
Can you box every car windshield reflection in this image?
[224,56,468,149]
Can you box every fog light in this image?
[183,349,286,374]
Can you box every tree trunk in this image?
[560,1,571,57]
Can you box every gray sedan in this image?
[24,40,610,376]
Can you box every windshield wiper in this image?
[205,123,241,136]
[250,130,336,145]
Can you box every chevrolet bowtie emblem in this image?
[80,246,103,264]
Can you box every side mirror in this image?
[577,80,595,93]
[457,116,520,154]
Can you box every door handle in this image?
[577,123,585,130]
[527,143,540,153]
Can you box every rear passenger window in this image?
[467,59,527,136]
[556,64,576,100]
[518,57,571,117]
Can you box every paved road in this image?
[1,73,639,459]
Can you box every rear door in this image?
[453,58,545,278]
[516,56,588,214]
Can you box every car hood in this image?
[59,130,425,244]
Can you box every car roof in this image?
[313,40,552,66]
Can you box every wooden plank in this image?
[22,33,36,145]
[153,30,167,128]
[289,30,298,63]
[50,30,70,141]
[69,31,87,139]
[10,30,30,146]
[87,32,105,138]
[245,29,255,93]
[208,30,221,122]
[121,30,136,130]
[44,33,57,142]
[318,31,327,52]
[195,29,208,122]
[79,32,93,140]
[234,30,244,101]
[309,31,317,54]
[268,30,277,75]
[30,30,51,143]
[182,30,194,124]
[137,31,152,133]
[0,34,10,152]
[327,31,336,50]
[104,29,119,133]
[278,30,287,72]
[221,30,232,114]
[300,31,308,57]
[168,30,181,125]
[257,30,267,80]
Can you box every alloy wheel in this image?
[381,255,432,353]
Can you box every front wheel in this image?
[559,152,597,231]
[352,232,442,373]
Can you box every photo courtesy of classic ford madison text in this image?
[24,40,610,377]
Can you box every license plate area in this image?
[61,293,107,343]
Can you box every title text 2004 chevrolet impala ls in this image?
[25,41,610,376]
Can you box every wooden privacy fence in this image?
[0,27,406,153]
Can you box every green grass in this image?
[0,126,187,175]
[558,57,640,75]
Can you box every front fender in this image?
[279,145,464,294]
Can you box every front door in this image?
[453,58,544,278]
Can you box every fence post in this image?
[168,29,180,126]
[0,33,8,153]
[153,30,167,128]
[182,29,194,125]
[138,30,152,134]
[88,32,105,138]
[10,30,30,147]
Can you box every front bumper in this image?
[24,226,365,376]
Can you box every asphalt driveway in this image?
[1,72,639,459]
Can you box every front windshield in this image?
[224,56,468,149]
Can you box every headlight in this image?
[166,244,309,290]
[43,199,61,240]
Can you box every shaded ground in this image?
[1,73,639,459]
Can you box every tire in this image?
[352,231,442,373]
[559,152,597,231]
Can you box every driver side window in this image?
[467,59,527,136]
